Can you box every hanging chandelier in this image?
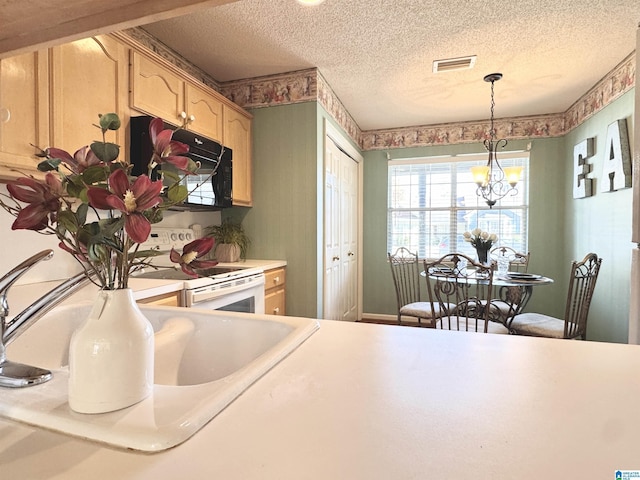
[470,73,522,208]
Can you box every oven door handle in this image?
[190,276,265,304]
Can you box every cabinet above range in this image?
[129,47,253,207]
[0,32,253,207]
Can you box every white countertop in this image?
[215,258,287,271]
[1,315,639,479]
[7,258,286,316]
[7,278,186,320]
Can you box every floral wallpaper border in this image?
[126,29,635,152]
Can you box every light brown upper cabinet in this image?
[131,50,223,143]
[50,35,128,154]
[0,50,49,179]
[223,104,253,206]
[131,48,252,207]
[185,83,223,143]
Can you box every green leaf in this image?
[82,165,109,185]
[87,242,108,262]
[146,208,164,224]
[37,158,61,172]
[185,159,199,173]
[99,217,125,238]
[99,113,121,131]
[167,183,188,203]
[91,141,120,163]
[65,178,85,199]
[76,202,88,225]
[57,209,78,233]
[162,170,181,182]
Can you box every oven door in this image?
[184,273,266,314]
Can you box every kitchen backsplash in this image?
[0,185,221,285]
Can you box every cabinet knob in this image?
[273,276,280,283]
[348,251,355,257]
[332,256,340,261]
[179,111,187,119]
[273,307,280,314]
[188,114,195,123]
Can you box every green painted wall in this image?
[362,137,567,321]
[562,89,635,343]
[363,90,634,343]
[223,102,352,319]
[224,102,321,318]
[224,89,634,343]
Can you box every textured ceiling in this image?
[142,0,638,131]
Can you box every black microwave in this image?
[129,115,232,210]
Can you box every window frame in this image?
[387,152,530,260]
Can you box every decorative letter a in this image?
[601,118,632,192]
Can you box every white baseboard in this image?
[361,313,397,321]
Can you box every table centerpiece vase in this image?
[475,246,490,266]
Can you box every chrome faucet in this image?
[0,250,93,388]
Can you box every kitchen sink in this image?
[1,303,319,452]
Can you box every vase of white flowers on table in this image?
[0,113,219,413]
[463,228,497,266]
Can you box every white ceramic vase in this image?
[68,288,154,414]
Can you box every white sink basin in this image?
[1,303,319,452]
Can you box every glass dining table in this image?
[423,268,554,330]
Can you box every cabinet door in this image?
[185,83,223,143]
[0,50,49,178]
[264,267,286,315]
[131,50,184,126]
[265,288,286,316]
[51,35,128,153]
[137,291,181,307]
[223,104,253,206]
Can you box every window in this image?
[387,153,529,259]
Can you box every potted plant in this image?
[206,219,250,262]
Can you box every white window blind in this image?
[387,153,529,259]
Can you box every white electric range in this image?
[134,227,265,313]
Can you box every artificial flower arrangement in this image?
[0,113,219,289]
[462,228,498,250]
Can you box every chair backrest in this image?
[423,253,495,333]
[490,246,530,273]
[563,252,602,339]
[388,247,423,310]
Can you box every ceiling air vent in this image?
[432,55,477,73]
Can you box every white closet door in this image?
[324,137,342,320]
[323,134,359,321]
[340,152,358,321]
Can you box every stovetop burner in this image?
[134,227,264,287]
[134,265,253,281]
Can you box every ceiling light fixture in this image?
[296,0,326,5]
[470,73,522,208]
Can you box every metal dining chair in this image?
[423,253,508,334]
[509,253,602,339]
[388,247,441,327]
